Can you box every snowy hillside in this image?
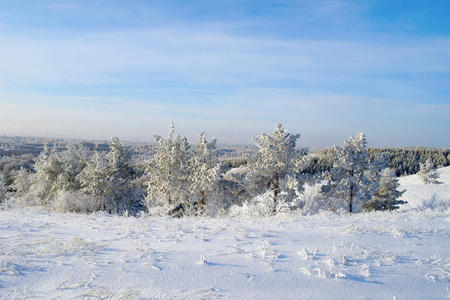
[0,170,449,299]
[399,166,450,211]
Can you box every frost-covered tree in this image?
[0,173,7,203]
[189,132,220,214]
[28,144,61,205]
[107,137,138,211]
[418,158,440,184]
[365,152,388,196]
[145,124,191,209]
[54,144,88,192]
[24,144,86,205]
[11,168,31,202]
[369,152,388,177]
[76,137,138,213]
[322,133,370,213]
[11,143,88,207]
[76,151,109,211]
[78,152,108,196]
[363,168,406,211]
[245,123,303,213]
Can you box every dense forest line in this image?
[305,147,450,177]
[225,147,450,177]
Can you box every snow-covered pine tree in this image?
[17,143,88,207]
[321,133,370,213]
[145,124,191,210]
[54,143,88,193]
[11,168,32,205]
[73,137,137,213]
[418,158,440,184]
[365,152,389,197]
[28,144,61,205]
[105,137,137,212]
[370,152,388,176]
[0,173,7,203]
[189,132,220,214]
[77,151,109,211]
[363,168,406,211]
[245,123,303,214]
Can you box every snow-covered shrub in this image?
[415,193,449,212]
[52,190,107,213]
[245,123,305,214]
[229,191,282,217]
[418,158,440,184]
[297,182,331,215]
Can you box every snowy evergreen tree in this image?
[418,158,440,184]
[54,144,88,193]
[77,137,138,213]
[104,137,138,212]
[108,137,135,182]
[245,123,303,213]
[370,152,388,176]
[365,152,389,196]
[363,168,406,211]
[14,143,88,207]
[321,133,370,213]
[77,151,110,211]
[11,168,31,202]
[0,173,7,203]
[189,132,220,214]
[78,152,108,196]
[28,144,62,205]
[145,124,191,210]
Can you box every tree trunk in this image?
[273,171,279,214]
[348,169,355,213]
[349,182,353,213]
[200,190,205,215]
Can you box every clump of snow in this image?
[222,166,247,182]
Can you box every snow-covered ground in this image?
[1,169,449,299]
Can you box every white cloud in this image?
[0,28,448,87]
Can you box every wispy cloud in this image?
[1,28,449,88]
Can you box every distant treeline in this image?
[305,148,450,176]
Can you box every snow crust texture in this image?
[0,168,449,299]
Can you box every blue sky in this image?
[0,0,449,147]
